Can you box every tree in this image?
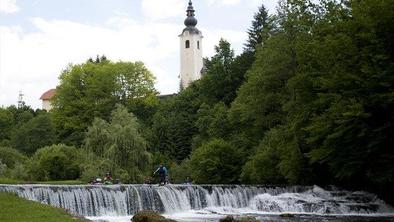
[10,113,56,155]
[150,84,202,162]
[190,139,242,184]
[245,4,273,53]
[84,105,151,183]
[199,39,238,105]
[0,108,13,143]
[193,102,231,148]
[0,147,28,169]
[52,59,157,146]
[28,144,82,181]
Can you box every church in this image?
[179,0,204,89]
[40,0,203,110]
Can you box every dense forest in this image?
[0,0,393,204]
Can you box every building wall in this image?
[42,100,53,111]
[180,30,203,89]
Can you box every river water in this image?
[0,184,393,222]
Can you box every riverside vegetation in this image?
[0,192,88,222]
[0,0,393,206]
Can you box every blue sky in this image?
[0,0,278,108]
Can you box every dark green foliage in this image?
[0,109,13,141]
[190,139,242,184]
[233,0,394,202]
[10,113,56,155]
[28,144,82,181]
[245,4,272,53]
[170,158,193,184]
[199,39,236,105]
[150,84,201,162]
[241,126,304,184]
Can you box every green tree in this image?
[193,102,231,148]
[245,4,273,53]
[150,84,201,162]
[190,139,242,184]
[84,105,151,183]
[28,144,82,181]
[0,108,13,143]
[52,59,157,146]
[0,147,28,169]
[10,113,56,155]
[241,126,304,184]
[200,39,238,105]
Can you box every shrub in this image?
[0,160,7,177]
[0,147,28,168]
[28,144,82,181]
[10,162,28,180]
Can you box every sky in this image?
[0,0,278,109]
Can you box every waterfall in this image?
[0,184,392,217]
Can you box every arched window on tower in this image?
[185,40,190,48]
[197,41,200,49]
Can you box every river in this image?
[0,184,393,222]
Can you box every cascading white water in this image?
[0,184,392,217]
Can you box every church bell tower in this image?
[179,0,203,90]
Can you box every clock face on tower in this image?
[179,0,203,90]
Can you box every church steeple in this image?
[179,0,203,90]
[184,0,197,27]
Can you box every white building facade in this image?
[179,0,203,90]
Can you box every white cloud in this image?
[0,17,245,109]
[0,0,20,14]
[141,0,185,20]
[206,0,278,13]
[207,0,241,6]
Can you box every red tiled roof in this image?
[40,89,56,100]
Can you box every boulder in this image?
[219,216,259,222]
[280,213,295,218]
[132,211,177,222]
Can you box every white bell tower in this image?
[179,0,203,90]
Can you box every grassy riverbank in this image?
[0,192,89,222]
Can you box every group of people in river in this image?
[89,163,192,185]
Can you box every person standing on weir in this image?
[153,164,168,185]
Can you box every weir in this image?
[0,184,392,217]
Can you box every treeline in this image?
[0,0,393,203]
[0,58,157,183]
[150,0,394,202]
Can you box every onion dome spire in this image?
[184,0,198,27]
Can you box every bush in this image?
[0,160,6,177]
[10,162,28,180]
[28,144,82,181]
[190,139,242,184]
[0,147,28,168]
[170,159,193,184]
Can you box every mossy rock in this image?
[219,216,259,222]
[280,213,295,218]
[132,211,177,222]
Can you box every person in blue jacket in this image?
[153,163,168,185]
